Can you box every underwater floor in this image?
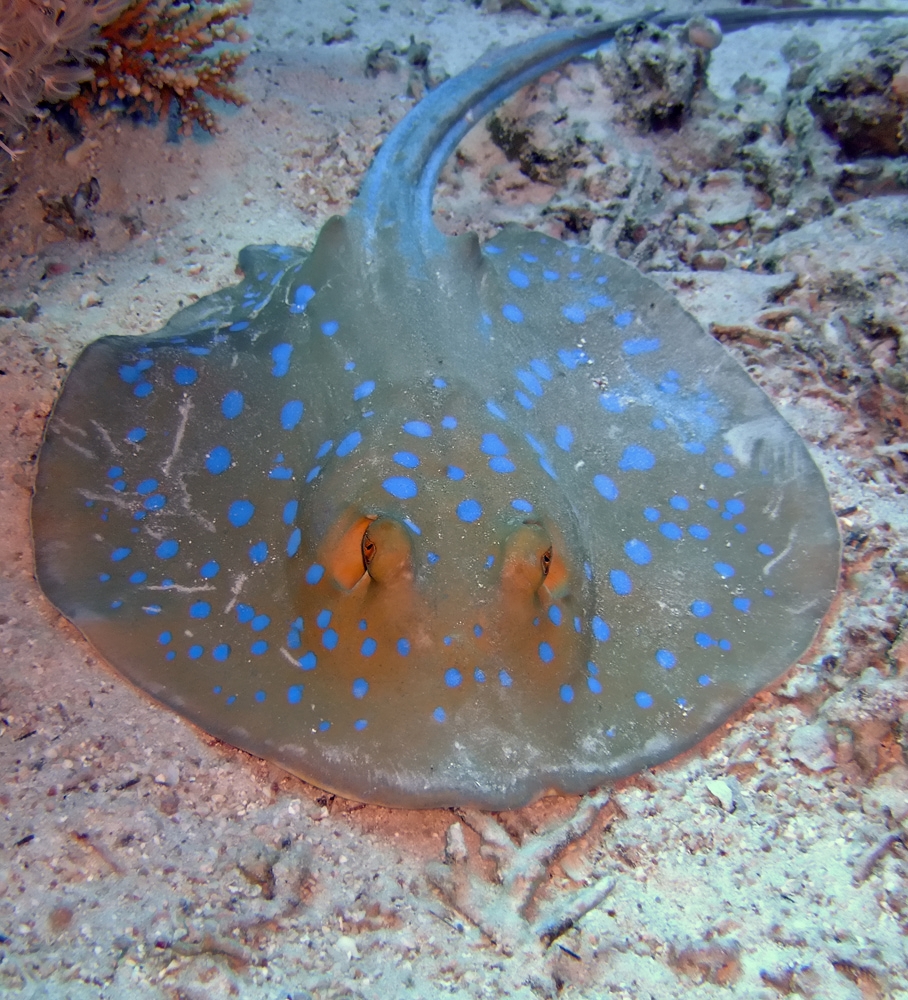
[0,0,907,997]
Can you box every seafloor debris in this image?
[609,19,712,131]
[70,0,251,135]
[39,176,100,239]
[805,32,908,158]
[426,789,615,955]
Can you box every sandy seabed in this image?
[0,1,907,997]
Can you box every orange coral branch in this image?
[72,0,251,135]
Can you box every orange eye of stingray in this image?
[541,546,552,577]
[362,533,376,568]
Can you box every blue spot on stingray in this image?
[317,610,332,628]
[200,561,219,578]
[562,305,586,323]
[107,467,123,479]
[174,365,197,385]
[656,649,676,669]
[143,494,166,511]
[489,456,515,474]
[213,644,231,662]
[560,685,574,704]
[685,442,706,454]
[445,668,462,688]
[558,348,587,369]
[593,475,618,501]
[447,466,465,481]
[548,606,562,626]
[281,400,304,430]
[397,638,410,656]
[353,380,375,400]
[600,394,625,413]
[714,562,735,578]
[383,476,418,499]
[622,337,660,355]
[315,440,333,459]
[403,517,421,535]
[486,400,507,420]
[733,597,751,612]
[695,632,715,648]
[361,637,377,657]
[441,415,457,429]
[393,451,420,468]
[670,496,689,510]
[188,645,204,659]
[624,539,651,565]
[271,343,292,376]
[336,430,362,457]
[322,629,338,650]
[433,707,446,723]
[136,479,158,495]
[205,446,231,474]
[619,445,655,471]
[298,651,317,670]
[305,564,324,584]
[643,507,660,521]
[589,294,611,308]
[530,359,552,380]
[485,245,502,254]
[111,547,131,562]
[691,600,712,618]
[502,303,523,323]
[517,370,543,396]
[610,569,632,595]
[543,269,559,280]
[126,427,146,443]
[156,539,179,559]
[222,390,244,419]
[287,528,301,557]
[321,320,339,336]
[251,641,268,656]
[228,500,254,527]
[592,616,610,642]
[699,675,713,686]
[539,642,554,663]
[635,691,654,709]
[287,685,303,705]
[615,311,634,327]
[290,284,315,312]
[481,433,508,456]
[714,462,736,478]
[474,668,486,683]
[457,499,481,522]
[555,426,573,451]
[689,524,710,540]
[403,420,432,437]
[129,571,146,584]
[511,498,533,513]
[133,381,153,398]
[508,269,530,288]
[588,677,603,694]
[499,670,512,688]
[249,541,268,564]
[726,499,746,515]
[190,601,211,619]
[757,543,774,556]
[158,632,171,645]
[236,604,254,623]
[539,457,557,480]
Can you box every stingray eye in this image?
[362,531,377,569]
[541,546,552,577]
[361,517,413,583]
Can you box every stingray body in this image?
[35,8,891,808]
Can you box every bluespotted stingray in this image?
[33,7,897,809]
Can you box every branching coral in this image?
[71,0,251,135]
[0,0,130,155]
